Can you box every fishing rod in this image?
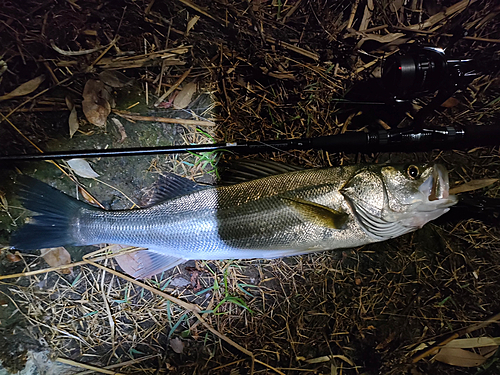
[0,124,499,162]
[1,45,498,162]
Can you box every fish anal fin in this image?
[283,197,348,229]
[114,249,185,279]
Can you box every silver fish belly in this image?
[11,163,457,278]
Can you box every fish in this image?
[10,161,457,279]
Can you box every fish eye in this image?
[406,165,420,179]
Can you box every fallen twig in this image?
[113,109,216,127]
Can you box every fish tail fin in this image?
[11,176,92,250]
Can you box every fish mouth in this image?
[418,164,457,209]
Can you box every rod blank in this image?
[0,125,498,162]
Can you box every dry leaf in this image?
[173,82,197,109]
[441,97,460,108]
[478,345,498,359]
[170,337,185,354]
[434,347,487,367]
[6,252,22,263]
[82,79,111,127]
[444,337,500,348]
[301,354,355,366]
[0,60,7,77]
[357,32,406,46]
[78,186,102,206]
[65,95,74,111]
[111,118,127,143]
[450,179,498,195]
[260,67,296,80]
[67,158,100,178]
[40,247,72,274]
[98,71,133,88]
[389,0,404,13]
[407,0,477,30]
[413,337,500,353]
[0,75,45,102]
[82,29,97,36]
[359,0,373,31]
[186,15,200,34]
[69,107,79,138]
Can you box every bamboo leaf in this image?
[444,337,500,348]
[0,75,45,101]
[450,179,498,194]
[186,15,200,34]
[69,106,79,138]
[434,347,487,367]
[300,354,355,366]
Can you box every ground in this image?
[0,0,500,374]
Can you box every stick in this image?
[113,109,216,127]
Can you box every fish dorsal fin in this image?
[219,159,304,185]
[283,197,348,229]
[114,249,185,279]
[147,173,206,205]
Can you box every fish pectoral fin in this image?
[283,197,348,229]
[114,249,185,279]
